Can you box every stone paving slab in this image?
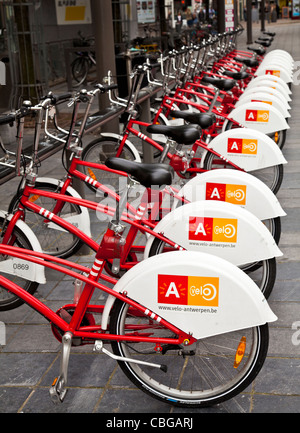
[0,19,299,416]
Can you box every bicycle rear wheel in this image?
[110,299,269,408]
[71,56,90,87]
[149,238,276,299]
[203,151,284,195]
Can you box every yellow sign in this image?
[55,0,91,25]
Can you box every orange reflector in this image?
[234,336,246,368]
[29,194,40,202]
[87,168,97,181]
[274,131,279,143]
[52,377,58,386]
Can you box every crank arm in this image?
[49,332,72,404]
[94,340,167,372]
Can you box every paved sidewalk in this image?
[0,19,300,415]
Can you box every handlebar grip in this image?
[149,62,161,69]
[40,92,72,105]
[55,92,73,102]
[95,83,118,93]
[0,113,16,125]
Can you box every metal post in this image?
[90,0,119,133]
[246,0,253,44]
[140,98,154,163]
[261,0,266,32]
[217,0,225,33]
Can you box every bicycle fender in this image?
[247,75,292,95]
[245,80,291,102]
[241,86,291,110]
[172,169,286,221]
[226,102,289,134]
[100,133,141,162]
[256,64,293,84]
[35,177,91,238]
[0,210,46,284]
[144,200,282,265]
[264,50,294,66]
[206,128,287,170]
[101,251,277,339]
[236,92,290,119]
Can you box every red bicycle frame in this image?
[5,171,186,272]
[119,115,244,176]
[0,244,194,345]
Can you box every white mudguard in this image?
[202,128,287,170]
[224,102,289,134]
[236,92,290,119]
[101,133,141,162]
[0,210,46,283]
[101,251,277,339]
[246,80,291,102]
[172,169,286,221]
[36,177,92,237]
[259,54,294,71]
[258,58,294,73]
[255,65,293,84]
[248,75,292,95]
[264,50,294,66]
[242,86,291,109]
[144,200,282,265]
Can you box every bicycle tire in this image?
[203,150,284,195]
[81,136,139,194]
[0,216,39,311]
[267,129,287,150]
[71,56,90,87]
[110,299,269,408]
[148,238,276,299]
[8,182,84,259]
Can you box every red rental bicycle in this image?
[0,159,277,407]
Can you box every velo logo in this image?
[245,109,269,123]
[227,138,258,155]
[265,70,281,77]
[205,182,247,205]
[189,217,238,243]
[158,274,219,307]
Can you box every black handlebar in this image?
[0,113,16,126]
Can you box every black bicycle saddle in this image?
[146,124,201,145]
[201,75,237,91]
[171,110,216,129]
[105,157,174,188]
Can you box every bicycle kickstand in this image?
[49,331,73,404]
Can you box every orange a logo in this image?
[158,275,219,307]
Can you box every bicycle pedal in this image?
[49,376,68,404]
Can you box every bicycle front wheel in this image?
[110,299,269,408]
[81,136,139,193]
[0,216,39,311]
[8,182,84,259]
